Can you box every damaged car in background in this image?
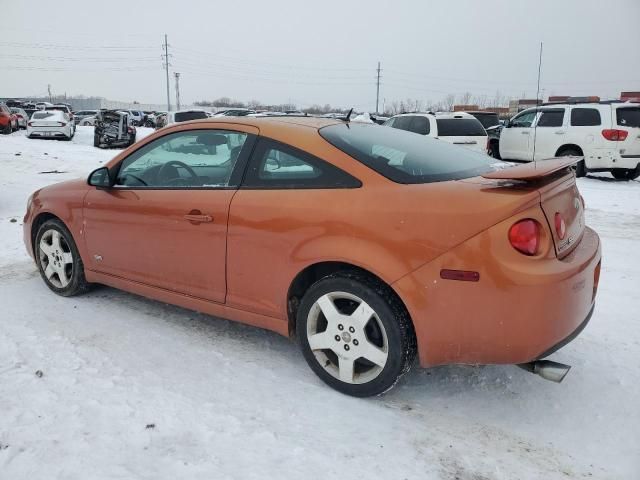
[94,110,136,148]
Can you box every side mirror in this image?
[88,167,112,189]
[503,120,511,128]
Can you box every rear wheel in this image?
[558,148,585,177]
[611,168,640,181]
[297,272,416,397]
[93,134,100,147]
[488,141,501,159]
[35,219,90,297]
[2,122,11,134]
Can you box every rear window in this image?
[319,123,497,184]
[570,108,601,126]
[617,107,640,128]
[174,111,208,122]
[436,118,486,136]
[33,112,55,119]
[470,113,500,129]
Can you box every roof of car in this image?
[391,111,476,119]
[169,115,341,130]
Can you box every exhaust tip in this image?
[518,360,571,383]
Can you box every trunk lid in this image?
[482,158,585,258]
[538,175,585,258]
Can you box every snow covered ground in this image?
[0,127,639,479]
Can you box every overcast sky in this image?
[2,0,639,110]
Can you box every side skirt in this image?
[85,270,290,337]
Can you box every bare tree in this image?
[443,94,455,112]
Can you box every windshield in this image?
[175,111,208,122]
[436,118,486,136]
[319,123,497,184]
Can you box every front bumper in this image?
[393,222,602,368]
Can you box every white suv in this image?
[384,112,488,154]
[500,101,640,180]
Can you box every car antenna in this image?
[345,108,354,122]
[532,41,543,170]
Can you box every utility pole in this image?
[47,84,52,102]
[162,34,171,111]
[174,72,181,110]
[375,61,381,114]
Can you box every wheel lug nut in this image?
[334,335,340,342]
[344,344,350,351]
[338,324,344,331]
[348,326,355,333]
[353,339,359,346]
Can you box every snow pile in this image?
[0,130,639,479]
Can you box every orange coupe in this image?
[23,116,601,396]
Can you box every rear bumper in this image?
[393,219,602,368]
[585,149,640,170]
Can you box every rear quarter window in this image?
[617,107,640,128]
[33,112,55,119]
[570,108,601,126]
[435,118,486,136]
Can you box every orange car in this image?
[23,117,601,396]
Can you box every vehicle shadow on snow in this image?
[81,283,532,401]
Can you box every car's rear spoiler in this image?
[482,157,580,181]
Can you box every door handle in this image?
[555,131,565,135]
[184,213,213,224]
[521,131,530,135]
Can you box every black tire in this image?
[611,168,640,181]
[297,272,416,397]
[94,134,100,147]
[2,123,10,134]
[34,219,90,297]
[558,149,586,177]
[488,141,501,159]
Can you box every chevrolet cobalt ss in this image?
[23,117,601,396]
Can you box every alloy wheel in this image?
[306,291,389,384]
[38,229,74,288]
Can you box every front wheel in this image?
[297,272,416,397]
[35,219,90,297]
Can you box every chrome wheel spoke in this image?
[350,301,375,330]
[61,252,73,265]
[44,263,56,280]
[316,294,341,325]
[50,230,63,251]
[39,237,53,256]
[308,331,333,351]
[338,356,355,383]
[360,341,388,368]
[58,266,70,287]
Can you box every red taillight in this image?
[602,129,628,141]
[17,114,23,119]
[28,122,33,127]
[508,219,540,256]
[554,212,566,240]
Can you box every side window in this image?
[511,111,537,128]
[408,116,430,135]
[116,129,248,188]
[571,108,601,126]
[537,110,565,127]
[242,139,361,189]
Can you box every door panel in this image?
[83,189,234,302]
[533,109,566,160]
[500,110,537,160]
[81,127,257,303]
